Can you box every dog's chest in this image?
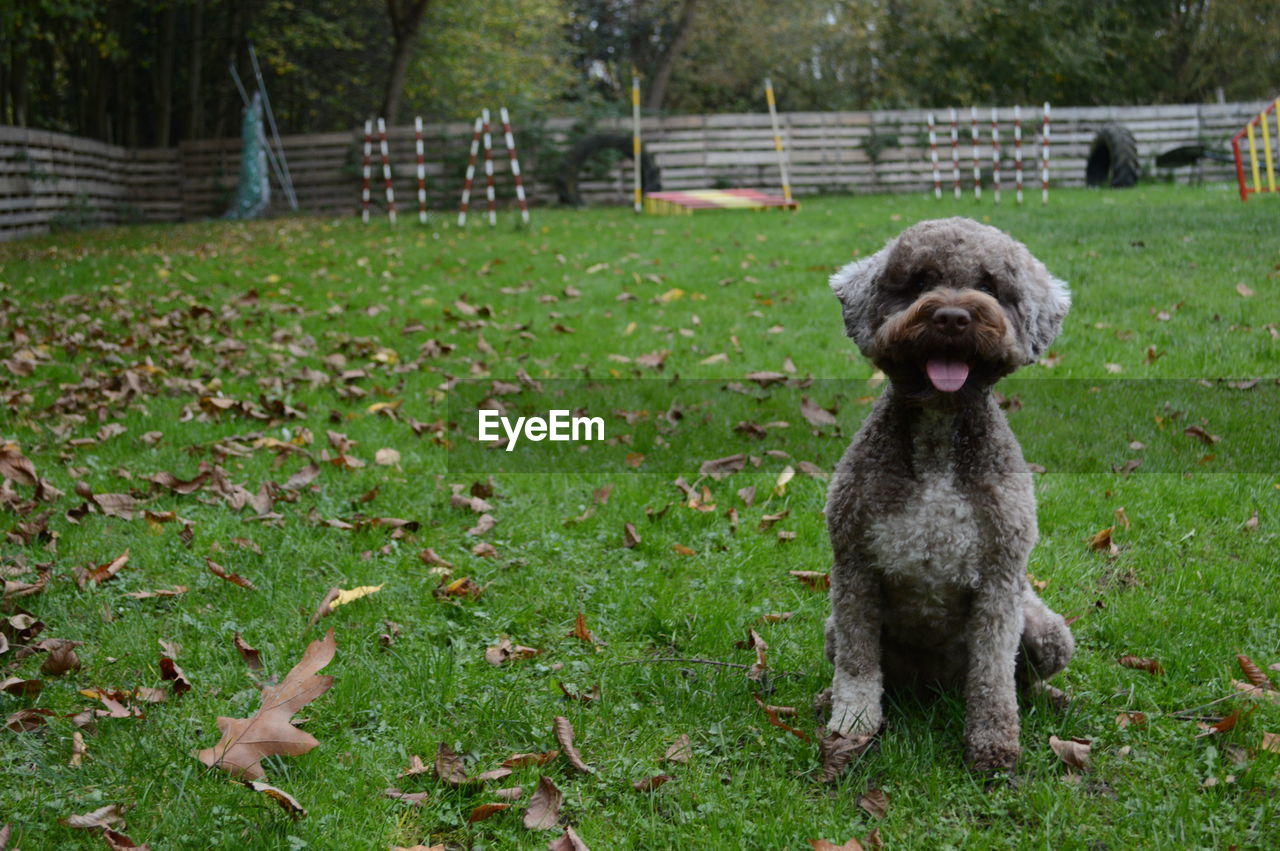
[865,474,984,594]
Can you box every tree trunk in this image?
[155,4,177,147]
[187,0,205,141]
[382,0,430,123]
[11,47,28,126]
[644,0,700,113]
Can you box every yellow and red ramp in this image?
[642,188,799,215]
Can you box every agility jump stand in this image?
[932,104,1051,205]
[359,115,433,225]
[361,120,373,223]
[414,117,428,223]
[1231,97,1280,201]
[642,76,799,215]
[457,107,529,226]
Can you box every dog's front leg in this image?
[827,565,883,738]
[963,577,1025,772]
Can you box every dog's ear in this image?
[829,247,889,353]
[1023,267,1070,362]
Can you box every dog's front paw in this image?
[828,697,882,739]
[964,734,1020,773]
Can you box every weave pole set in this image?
[1230,95,1280,201]
[928,103,1051,204]
[458,107,530,227]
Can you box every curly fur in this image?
[823,217,1074,772]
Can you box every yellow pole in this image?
[632,73,642,213]
[764,78,792,203]
[1262,107,1276,193]
[1247,122,1261,194]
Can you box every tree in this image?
[383,0,431,123]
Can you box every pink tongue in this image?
[925,359,970,392]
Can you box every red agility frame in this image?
[1232,96,1280,201]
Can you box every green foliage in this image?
[401,0,573,121]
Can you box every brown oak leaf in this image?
[193,629,336,779]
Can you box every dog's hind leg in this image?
[1016,588,1074,687]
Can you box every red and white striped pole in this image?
[971,106,981,200]
[1041,102,1051,205]
[991,108,1001,205]
[414,116,427,224]
[950,107,961,200]
[500,107,529,225]
[928,112,941,200]
[377,117,396,225]
[1014,105,1024,205]
[361,119,372,223]
[457,116,483,227]
[481,108,496,227]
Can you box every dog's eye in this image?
[909,272,931,292]
[976,274,998,296]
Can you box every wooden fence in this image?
[1,101,1266,241]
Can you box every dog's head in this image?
[829,217,1069,396]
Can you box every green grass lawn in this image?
[1,184,1278,850]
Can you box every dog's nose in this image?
[932,306,971,335]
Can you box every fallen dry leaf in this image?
[1237,654,1274,690]
[194,629,336,779]
[434,576,484,600]
[1048,734,1091,770]
[1118,655,1164,675]
[752,694,809,741]
[40,637,82,675]
[503,750,560,769]
[78,550,130,587]
[1115,712,1148,729]
[809,836,868,850]
[0,676,42,697]
[857,787,889,819]
[6,707,55,732]
[1195,706,1253,738]
[632,774,672,792]
[1088,527,1118,555]
[374,448,401,466]
[547,825,590,851]
[569,612,602,645]
[206,558,257,590]
[622,522,641,549]
[789,570,830,591]
[383,787,431,806]
[524,775,563,830]
[468,802,511,823]
[435,742,468,786]
[816,730,873,784]
[553,716,594,774]
[800,397,838,428]
[70,730,88,766]
[159,657,190,695]
[102,828,151,850]
[234,633,263,671]
[245,780,307,819]
[486,637,542,666]
[328,584,384,611]
[1183,424,1219,445]
[1261,731,1280,753]
[663,733,692,764]
[61,804,126,830]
